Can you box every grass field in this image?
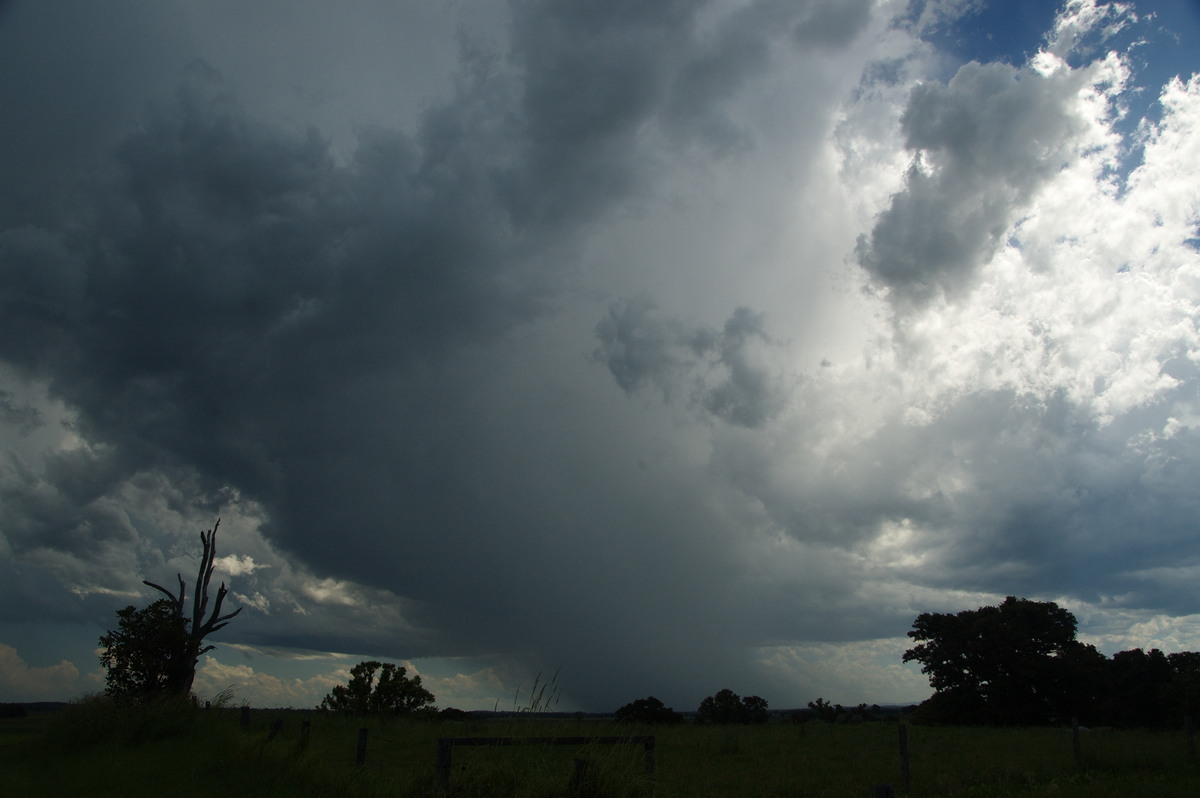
[3,699,1200,797]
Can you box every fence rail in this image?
[435,735,656,790]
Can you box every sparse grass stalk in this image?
[516,667,562,714]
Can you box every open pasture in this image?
[3,703,1200,797]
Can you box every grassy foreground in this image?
[3,699,1200,797]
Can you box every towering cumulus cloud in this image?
[1,0,1198,710]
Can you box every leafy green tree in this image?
[696,689,769,724]
[903,596,1092,725]
[615,696,683,724]
[320,660,435,716]
[99,519,243,698]
[98,598,189,697]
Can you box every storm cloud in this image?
[2,0,1200,711]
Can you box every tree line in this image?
[904,596,1200,727]
[614,689,768,725]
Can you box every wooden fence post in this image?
[356,727,368,766]
[569,758,590,797]
[240,705,250,729]
[1072,717,1082,768]
[266,718,283,742]
[436,738,454,789]
[869,785,895,798]
[898,723,911,793]
[1186,715,1196,761]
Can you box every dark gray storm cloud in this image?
[0,0,887,708]
[2,58,548,552]
[593,296,690,396]
[856,59,1091,306]
[595,299,791,427]
[0,390,41,434]
[0,1,191,229]
[888,388,1200,610]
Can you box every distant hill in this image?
[4,702,69,714]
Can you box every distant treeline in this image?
[909,644,1200,728]
[0,702,68,717]
[909,644,1200,727]
[1052,647,1200,728]
[902,598,1200,727]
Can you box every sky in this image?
[1,0,1199,712]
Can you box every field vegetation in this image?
[3,697,1200,797]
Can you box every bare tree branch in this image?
[126,518,243,696]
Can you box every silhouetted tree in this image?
[99,598,189,697]
[696,689,769,724]
[1106,648,1175,727]
[615,696,684,724]
[141,519,243,696]
[320,660,435,716]
[903,596,1092,725]
[741,694,769,723]
[99,519,242,698]
[1052,637,1110,725]
[1166,651,1200,725]
[807,697,842,722]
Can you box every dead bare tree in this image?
[143,518,243,696]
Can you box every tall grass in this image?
[498,667,563,714]
[42,693,203,751]
[10,696,425,798]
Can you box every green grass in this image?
[3,700,1200,797]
